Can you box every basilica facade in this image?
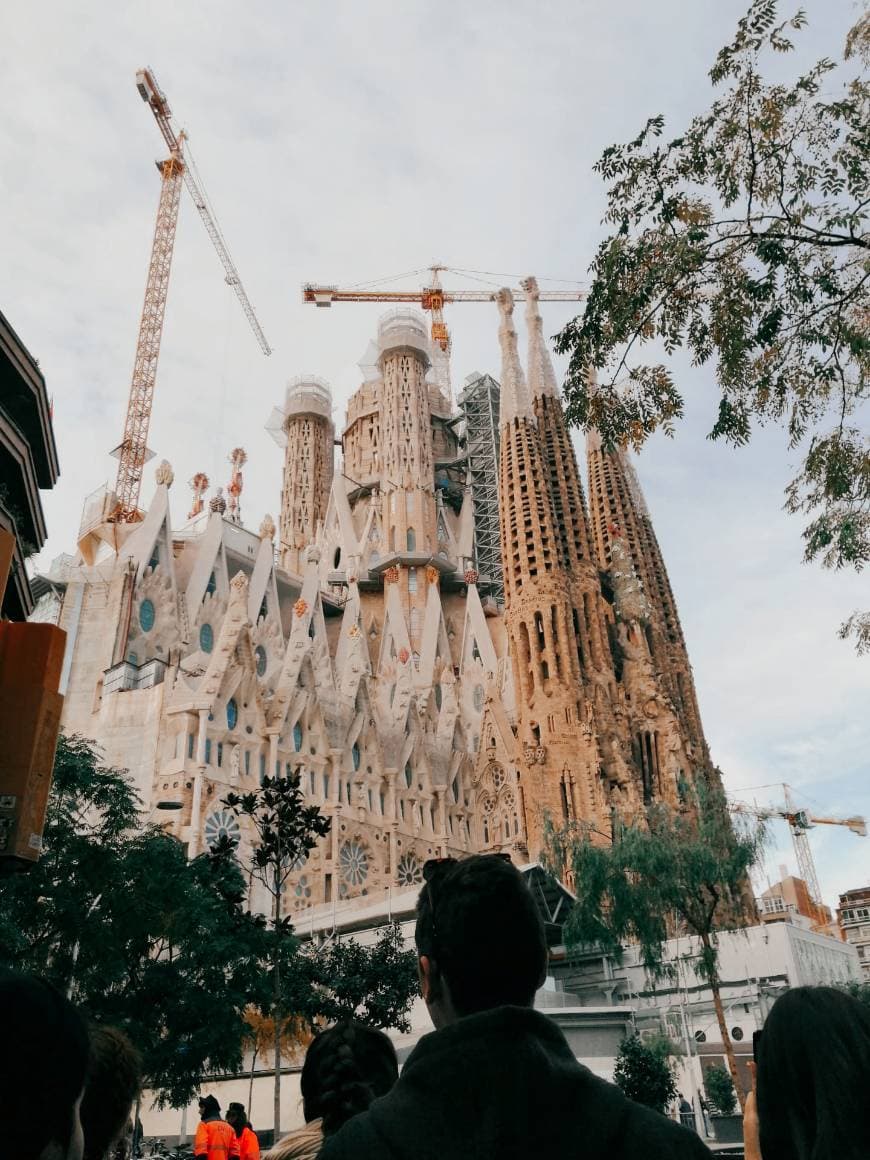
[39,280,717,915]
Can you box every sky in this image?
[2,1,867,913]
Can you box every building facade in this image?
[838,886,870,979]
[39,285,718,909]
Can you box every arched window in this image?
[333,546,342,569]
[404,763,413,788]
[206,571,217,596]
[352,743,361,770]
[406,527,416,551]
[293,722,303,751]
[227,699,238,730]
[408,567,418,594]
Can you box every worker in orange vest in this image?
[195,1096,240,1160]
[227,1102,261,1160]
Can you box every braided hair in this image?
[300,1020,398,1137]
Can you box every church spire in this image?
[522,277,559,401]
[586,393,708,756]
[496,289,531,426]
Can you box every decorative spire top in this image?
[226,448,247,526]
[521,276,559,401]
[496,289,531,426]
[188,471,210,520]
[209,486,227,514]
[155,459,174,487]
[259,513,276,542]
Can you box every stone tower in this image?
[495,289,608,858]
[270,377,334,575]
[586,414,708,761]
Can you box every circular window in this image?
[294,874,312,899]
[694,1030,707,1044]
[473,684,484,711]
[199,623,214,653]
[227,698,238,730]
[339,840,369,885]
[139,599,155,633]
[397,852,423,886]
[255,645,267,677]
[204,809,241,850]
[731,1026,744,1041]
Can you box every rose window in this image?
[339,840,369,885]
[481,795,495,815]
[293,874,312,900]
[204,809,240,849]
[396,852,423,887]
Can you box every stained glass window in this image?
[199,623,214,653]
[255,645,267,676]
[227,699,238,730]
[293,722,303,751]
[339,840,369,885]
[139,599,155,633]
[352,743,361,770]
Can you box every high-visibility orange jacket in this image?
[237,1124,260,1160]
[195,1118,241,1160]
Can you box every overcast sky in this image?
[2,1,867,912]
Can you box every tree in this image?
[704,1062,738,1117]
[223,776,331,1136]
[545,780,766,1110]
[0,734,275,1108]
[613,1033,678,1114]
[556,1,870,649]
[305,922,419,1032]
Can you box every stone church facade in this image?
[40,281,717,916]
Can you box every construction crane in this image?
[302,265,585,405]
[112,67,271,523]
[732,783,866,927]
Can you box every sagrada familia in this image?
[37,280,717,914]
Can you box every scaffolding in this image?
[458,372,504,604]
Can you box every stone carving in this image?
[155,459,174,487]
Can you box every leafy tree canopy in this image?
[704,1061,738,1116]
[556,1,870,649]
[544,780,766,1107]
[613,1033,678,1114]
[0,734,275,1108]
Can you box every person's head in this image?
[0,972,90,1160]
[225,1104,248,1135]
[414,854,547,1026]
[300,1020,398,1136]
[199,1095,221,1121]
[756,985,870,1160]
[79,1026,141,1160]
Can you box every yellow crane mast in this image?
[113,67,270,524]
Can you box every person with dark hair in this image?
[743,985,870,1160]
[264,1021,398,1160]
[0,971,90,1160]
[320,854,711,1159]
[79,1026,142,1160]
[226,1103,260,1160]
[195,1096,240,1160]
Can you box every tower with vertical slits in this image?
[269,377,334,575]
